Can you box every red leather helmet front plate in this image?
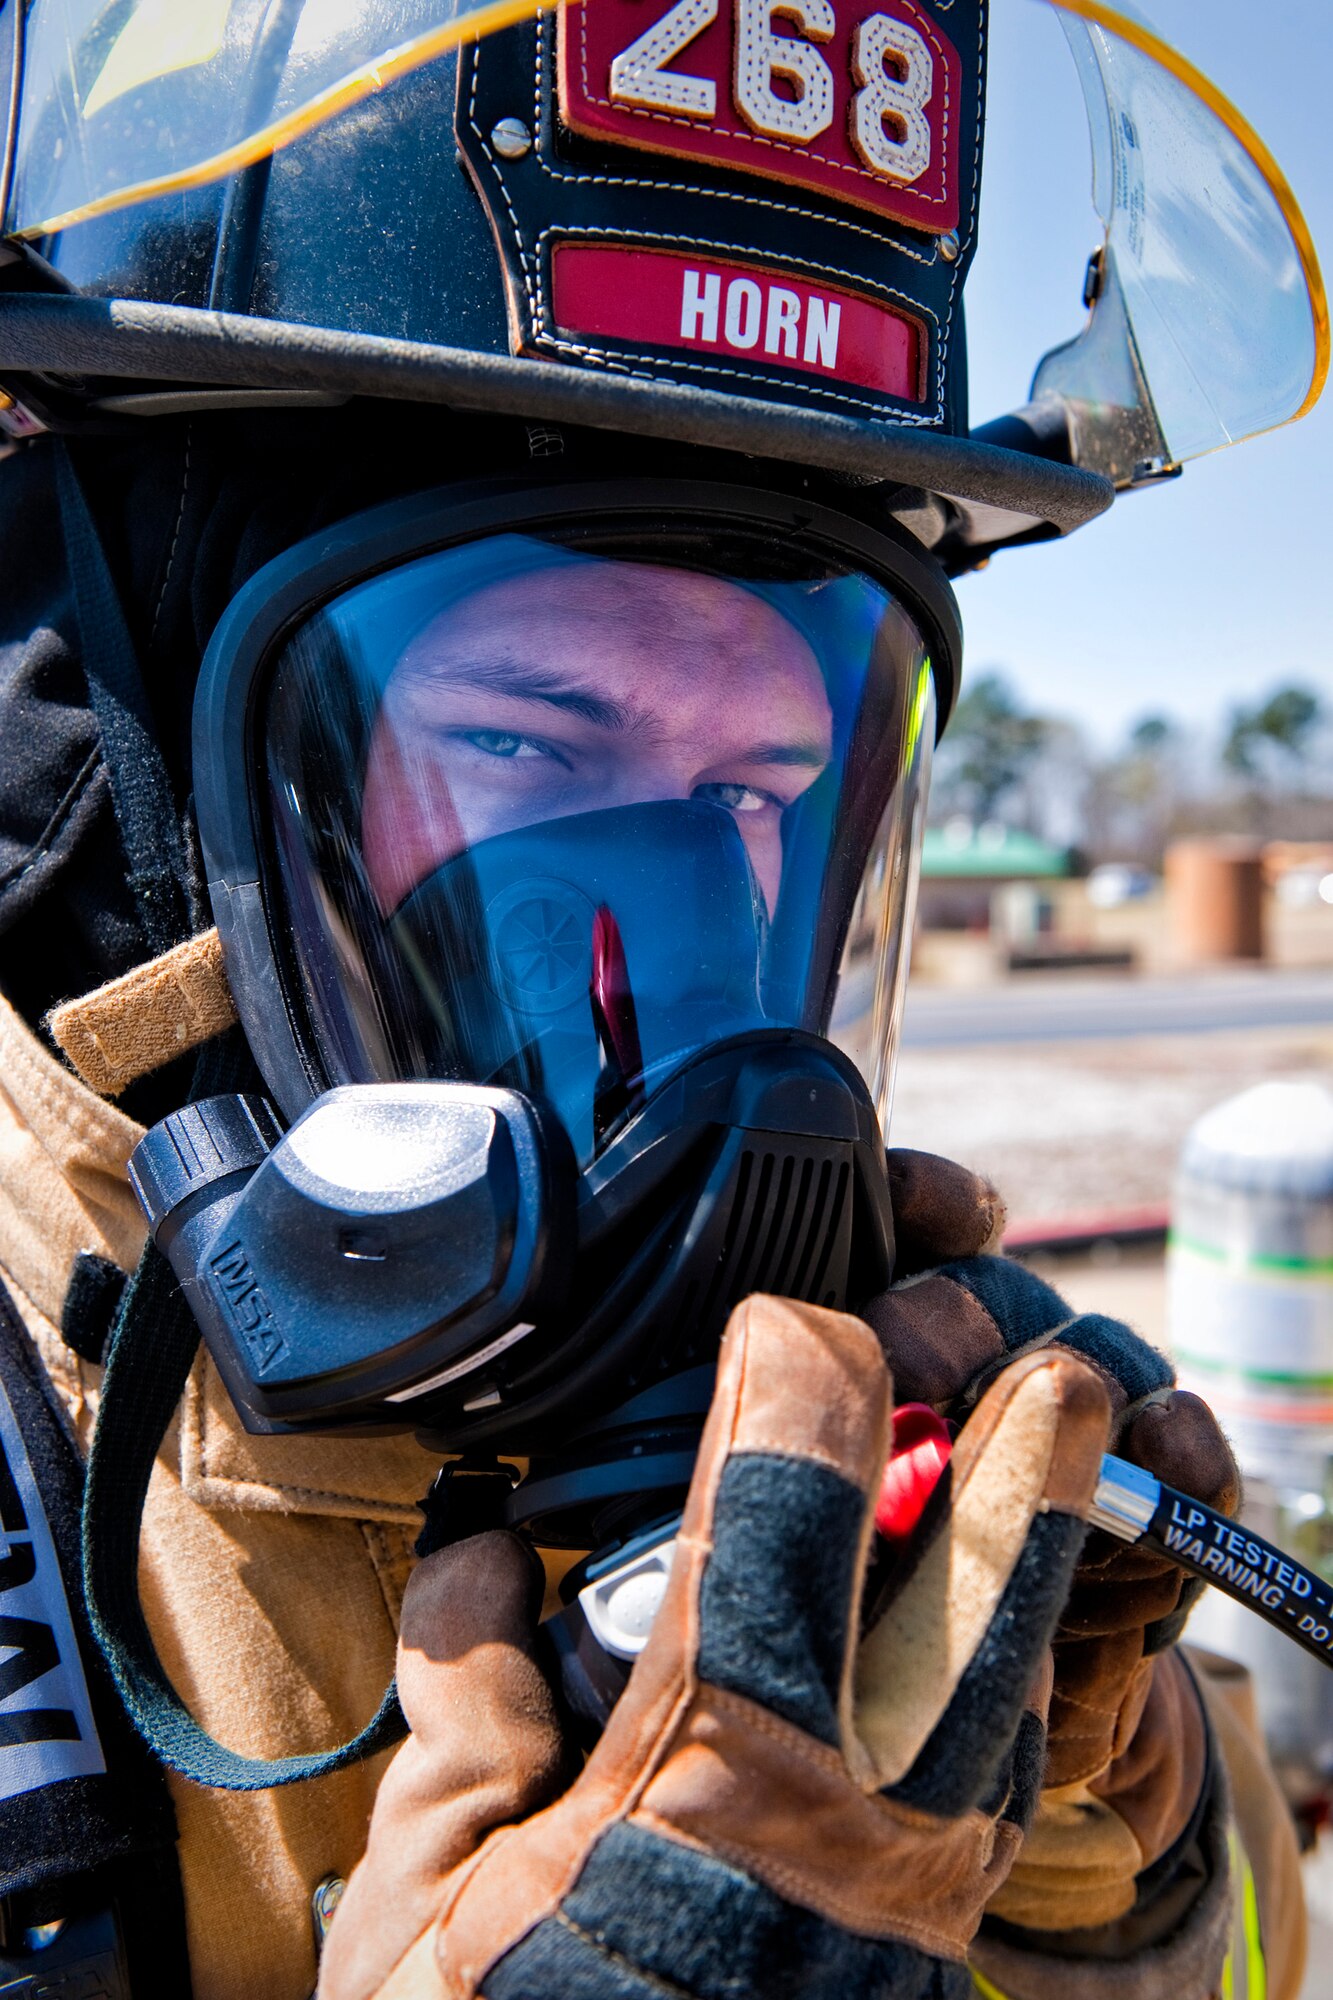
[558,0,963,231]
[456,2,984,427]
[551,242,926,398]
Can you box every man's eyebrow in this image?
[402,656,831,766]
[411,655,635,731]
[742,741,831,769]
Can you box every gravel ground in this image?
[884,1021,1333,1226]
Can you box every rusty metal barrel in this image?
[1165,837,1265,962]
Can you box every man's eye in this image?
[456,729,548,760]
[694,781,773,814]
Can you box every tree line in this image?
[929,674,1331,863]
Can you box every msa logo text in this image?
[210,1241,287,1374]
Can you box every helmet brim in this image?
[0,292,1113,535]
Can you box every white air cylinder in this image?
[1169,1081,1333,1482]
[1168,1080,1333,1779]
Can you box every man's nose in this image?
[605,756,698,807]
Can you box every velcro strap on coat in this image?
[46,930,237,1097]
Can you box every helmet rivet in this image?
[937,229,961,263]
[491,118,533,160]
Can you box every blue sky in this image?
[958,0,1331,745]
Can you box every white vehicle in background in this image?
[1086,863,1157,908]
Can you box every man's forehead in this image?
[411,556,822,654]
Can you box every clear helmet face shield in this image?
[1030,1,1328,483]
[257,515,937,1167]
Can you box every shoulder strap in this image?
[81,1240,407,1791]
[53,445,194,957]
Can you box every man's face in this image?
[361,559,833,915]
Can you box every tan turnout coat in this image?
[0,985,1307,1999]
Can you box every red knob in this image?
[876,1403,952,1542]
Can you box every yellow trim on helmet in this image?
[17,0,556,242]
[1048,0,1329,428]
[82,0,232,122]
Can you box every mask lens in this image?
[263,523,932,1162]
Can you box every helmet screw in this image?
[937,229,961,263]
[491,118,533,160]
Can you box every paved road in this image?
[887,967,1333,1047]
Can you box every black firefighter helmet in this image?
[5,0,1321,538]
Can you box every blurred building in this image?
[917,818,1074,933]
[1267,843,1333,910]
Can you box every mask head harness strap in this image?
[52,447,195,958]
[80,1039,407,1791]
[46,928,238,1099]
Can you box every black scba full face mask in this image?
[130,471,956,1540]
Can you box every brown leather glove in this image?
[864,1251,1241,1954]
[884,1145,1006,1279]
[318,1293,1113,2000]
[865,1254,1239,1782]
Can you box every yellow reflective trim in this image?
[902,656,932,771]
[1045,0,1329,432]
[83,0,233,121]
[1241,1840,1267,2000]
[970,1972,1012,2000]
[19,0,557,241]
[1223,1825,1268,2000]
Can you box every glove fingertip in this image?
[1120,1393,1241,1517]
[400,1529,544,1656]
[885,1148,1006,1272]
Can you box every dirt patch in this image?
[887,1024,1333,1224]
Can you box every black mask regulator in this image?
[128,1083,571,1434]
[128,1033,895,1556]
